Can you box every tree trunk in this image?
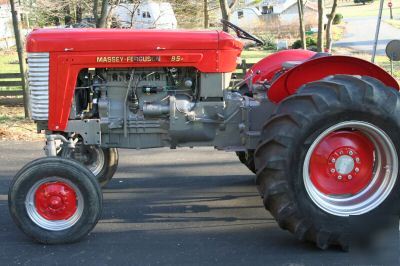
[64,4,71,26]
[297,0,306,49]
[93,0,99,22]
[325,0,338,52]
[76,4,82,23]
[97,0,108,28]
[204,0,209,28]
[9,0,29,118]
[219,0,229,32]
[317,0,325,52]
[219,0,237,32]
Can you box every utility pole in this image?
[10,0,29,118]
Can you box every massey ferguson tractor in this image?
[8,20,400,250]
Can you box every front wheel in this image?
[255,75,400,249]
[8,157,102,244]
[60,144,118,187]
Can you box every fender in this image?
[268,55,400,103]
[245,49,316,84]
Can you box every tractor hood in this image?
[26,28,244,53]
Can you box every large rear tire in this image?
[8,157,102,244]
[60,144,118,187]
[254,75,400,249]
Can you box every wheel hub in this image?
[34,181,77,221]
[309,130,374,195]
[335,155,354,175]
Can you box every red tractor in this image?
[8,21,400,249]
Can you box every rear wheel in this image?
[60,143,118,187]
[8,157,102,244]
[254,75,400,249]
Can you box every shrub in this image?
[261,35,277,50]
[246,34,278,50]
[292,37,317,49]
[333,13,343,25]
[354,0,374,4]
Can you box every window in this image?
[137,9,140,16]
[262,6,268,14]
[238,11,243,19]
[262,6,273,14]
[143,11,151,18]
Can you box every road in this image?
[334,16,400,55]
[0,141,397,265]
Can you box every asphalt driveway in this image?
[334,16,400,55]
[0,141,397,265]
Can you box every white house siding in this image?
[113,1,177,29]
[280,4,325,26]
[231,7,263,30]
[0,3,15,49]
[242,0,320,27]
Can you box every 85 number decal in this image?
[171,56,183,62]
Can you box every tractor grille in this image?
[27,52,49,121]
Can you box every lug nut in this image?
[349,151,353,156]
[339,151,343,155]
[355,167,359,173]
[331,158,336,163]
[356,158,360,163]
[348,175,352,180]
[330,168,335,173]
[338,175,343,180]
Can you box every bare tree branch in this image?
[297,0,306,49]
[317,0,325,52]
[325,0,338,52]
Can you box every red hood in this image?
[26,28,244,53]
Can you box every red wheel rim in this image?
[309,130,375,195]
[34,181,78,221]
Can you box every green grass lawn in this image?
[374,55,400,79]
[337,1,400,18]
[0,51,19,74]
[0,50,22,91]
[385,19,400,29]
[241,50,271,62]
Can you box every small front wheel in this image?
[8,157,102,244]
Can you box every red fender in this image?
[268,55,400,103]
[245,49,316,84]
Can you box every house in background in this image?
[0,0,15,49]
[113,1,177,29]
[242,0,319,25]
[231,7,263,30]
